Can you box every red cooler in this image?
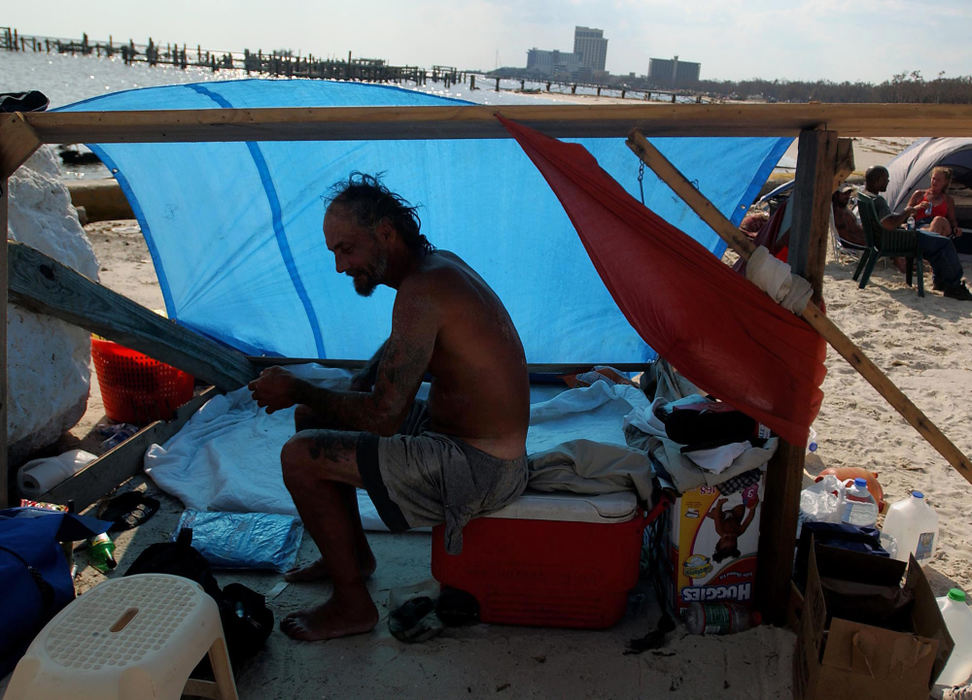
[431,490,646,629]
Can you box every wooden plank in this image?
[43,386,218,510]
[8,242,257,390]
[18,103,972,146]
[0,112,42,179]
[1,188,7,506]
[248,355,653,375]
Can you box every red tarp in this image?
[499,116,825,446]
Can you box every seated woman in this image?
[908,166,961,238]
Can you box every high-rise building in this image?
[527,48,581,77]
[573,26,607,72]
[649,56,701,87]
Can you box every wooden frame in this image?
[4,101,972,623]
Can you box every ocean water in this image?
[0,48,585,109]
[2,49,582,178]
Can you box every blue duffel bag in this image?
[0,507,111,677]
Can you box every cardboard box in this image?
[653,470,765,613]
[431,490,645,629]
[793,542,954,700]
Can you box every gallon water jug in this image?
[882,491,939,563]
[840,477,878,528]
[937,589,972,687]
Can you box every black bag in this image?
[123,528,272,665]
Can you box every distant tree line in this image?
[692,71,972,103]
[492,66,972,104]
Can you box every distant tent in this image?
[57,79,790,367]
[886,138,972,254]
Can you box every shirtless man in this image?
[248,173,530,641]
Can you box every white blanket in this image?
[143,367,649,531]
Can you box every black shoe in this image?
[943,283,972,300]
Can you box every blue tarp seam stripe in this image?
[188,83,327,358]
[83,146,178,316]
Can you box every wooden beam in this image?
[249,356,653,375]
[18,103,972,145]
[0,112,42,179]
[43,387,218,510]
[8,242,257,390]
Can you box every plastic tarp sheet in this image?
[58,79,790,364]
[500,117,825,445]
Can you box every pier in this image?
[0,27,465,88]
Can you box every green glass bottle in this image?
[88,532,117,574]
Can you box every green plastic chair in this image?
[854,192,924,296]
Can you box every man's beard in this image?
[351,252,388,297]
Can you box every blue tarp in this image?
[59,79,790,364]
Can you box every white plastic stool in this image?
[3,573,238,700]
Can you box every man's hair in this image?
[326,172,434,255]
[865,165,888,190]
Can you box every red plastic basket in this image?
[90,337,194,425]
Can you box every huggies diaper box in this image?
[649,469,766,614]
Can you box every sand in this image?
[7,128,971,699]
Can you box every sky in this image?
[5,0,971,84]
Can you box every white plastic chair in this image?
[3,573,238,700]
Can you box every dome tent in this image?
[886,137,972,213]
[58,79,791,365]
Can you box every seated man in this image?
[863,165,972,300]
[249,173,531,640]
[832,184,865,247]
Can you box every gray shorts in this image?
[357,402,527,554]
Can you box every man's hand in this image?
[248,365,300,414]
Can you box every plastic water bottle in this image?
[88,532,117,574]
[881,490,939,563]
[907,215,916,230]
[684,602,761,635]
[936,589,972,687]
[807,427,818,453]
[840,477,879,528]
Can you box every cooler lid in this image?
[485,489,639,523]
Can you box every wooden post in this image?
[1,178,8,506]
[788,129,838,297]
[755,129,836,623]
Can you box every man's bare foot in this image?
[283,555,377,583]
[280,589,378,641]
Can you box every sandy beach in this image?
[5,123,969,698]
